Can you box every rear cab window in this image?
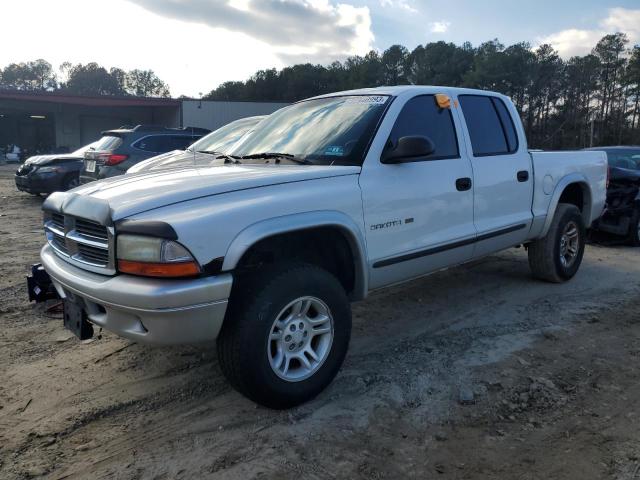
[459,95,519,156]
[387,95,459,160]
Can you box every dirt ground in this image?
[1,163,640,480]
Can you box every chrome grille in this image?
[52,213,65,231]
[77,243,110,264]
[51,232,68,254]
[44,212,115,275]
[75,219,108,241]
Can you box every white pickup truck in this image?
[38,86,607,408]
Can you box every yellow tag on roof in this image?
[435,94,451,109]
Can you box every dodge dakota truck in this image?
[36,86,607,408]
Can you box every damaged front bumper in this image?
[39,244,233,345]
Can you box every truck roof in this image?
[307,85,508,101]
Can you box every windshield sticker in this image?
[344,96,387,105]
[324,145,345,156]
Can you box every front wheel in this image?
[217,263,351,408]
[528,203,586,283]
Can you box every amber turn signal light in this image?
[435,93,451,109]
[118,259,201,278]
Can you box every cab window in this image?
[459,95,518,156]
[387,95,459,160]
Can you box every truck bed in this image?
[529,150,608,238]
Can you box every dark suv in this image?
[79,125,209,184]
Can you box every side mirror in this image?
[381,135,436,164]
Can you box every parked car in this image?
[586,146,640,245]
[14,142,99,195]
[4,144,22,163]
[34,86,607,408]
[79,125,210,184]
[127,116,266,174]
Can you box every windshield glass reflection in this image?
[228,95,390,166]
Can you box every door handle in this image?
[455,177,472,191]
[517,170,529,182]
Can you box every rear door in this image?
[455,94,533,256]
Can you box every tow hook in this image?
[27,263,59,303]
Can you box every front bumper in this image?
[41,244,233,345]
[15,173,64,194]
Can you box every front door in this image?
[360,94,476,290]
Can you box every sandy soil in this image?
[1,163,640,479]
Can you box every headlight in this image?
[116,234,200,277]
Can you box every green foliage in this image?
[0,61,170,98]
[63,62,126,96]
[2,33,639,147]
[202,35,640,148]
[125,69,170,97]
[0,59,57,90]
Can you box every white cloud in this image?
[537,7,640,58]
[131,0,374,64]
[602,7,640,39]
[537,29,605,58]
[379,0,417,13]
[429,21,451,34]
[0,0,375,97]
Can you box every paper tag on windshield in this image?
[344,96,387,105]
[324,146,345,156]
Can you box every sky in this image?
[0,0,639,97]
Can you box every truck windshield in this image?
[188,117,263,154]
[227,95,391,166]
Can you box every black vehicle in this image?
[79,125,210,184]
[14,141,98,195]
[586,146,640,245]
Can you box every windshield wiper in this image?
[196,150,222,156]
[240,152,312,165]
[191,150,241,164]
[215,152,242,164]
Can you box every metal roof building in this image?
[0,90,287,156]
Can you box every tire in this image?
[63,174,80,191]
[629,207,640,247]
[528,203,586,283]
[217,263,351,408]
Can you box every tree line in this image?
[0,59,170,98]
[206,33,640,149]
[2,33,639,148]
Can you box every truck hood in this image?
[127,150,221,174]
[63,164,361,220]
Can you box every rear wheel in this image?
[217,263,351,408]
[629,207,640,247]
[528,203,585,282]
